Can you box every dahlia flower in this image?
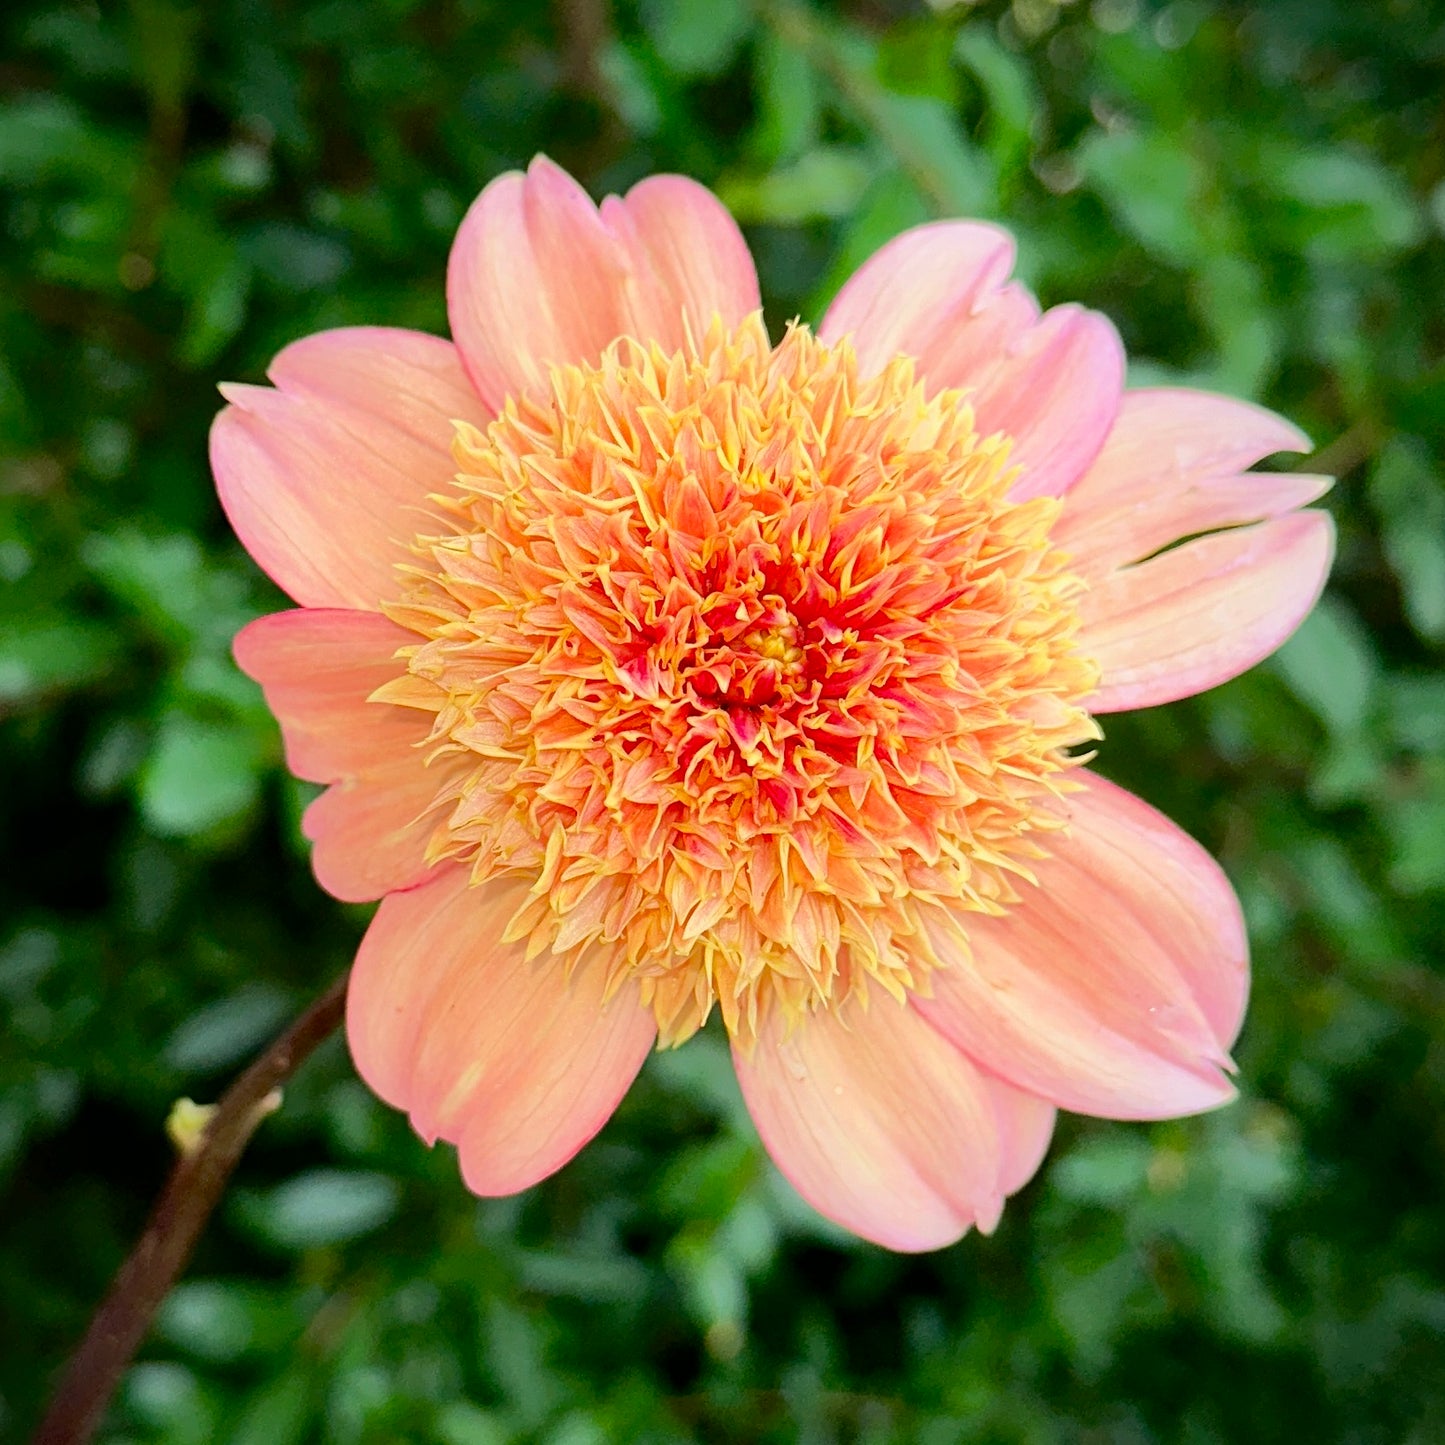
[213,158,1332,1251]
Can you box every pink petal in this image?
[234,608,443,902]
[996,1088,1059,1198]
[211,327,487,609]
[348,867,656,1195]
[818,220,1018,376]
[915,771,1246,1121]
[300,767,445,905]
[819,221,1125,499]
[1055,388,1330,579]
[970,304,1126,503]
[447,156,760,408]
[233,609,416,782]
[1080,510,1336,713]
[732,992,1052,1252]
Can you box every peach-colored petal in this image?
[968,304,1126,503]
[1055,388,1329,579]
[300,766,444,904]
[915,771,1245,1121]
[819,221,1125,499]
[1080,510,1335,713]
[211,327,487,609]
[234,608,443,902]
[818,220,1017,375]
[233,609,418,782]
[995,1087,1058,1198]
[732,991,1049,1251]
[600,174,762,344]
[347,867,657,1195]
[446,157,760,408]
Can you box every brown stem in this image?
[31,974,350,1445]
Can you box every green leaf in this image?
[1050,1135,1152,1206]
[639,0,751,79]
[227,1368,315,1445]
[876,19,958,103]
[122,1362,220,1445]
[138,715,263,837]
[752,29,820,165]
[240,1169,401,1251]
[82,529,253,653]
[1078,127,1206,267]
[718,148,875,225]
[1371,436,1445,643]
[953,25,1037,181]
[1273,146,1424,261]
[1387,788,1445,896]
[0,616,115,706]
[597,40,664,138]
[0,94,134,187]
[164,985,294,1074]
[156,1281,259,1363]
[435,1402,510,1445]
[1272,597,1377,737]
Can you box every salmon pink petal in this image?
[995,1087,1058,1197]
[601,174,762,344]
[968,304,1126,502]
[1080,510,1335,713]
[1056,388,1330,579]
[819,221,1124,499]
[233,609,418,782]
[347,867,657,1195]
[235,608,443,902]
[915,771,1246,1120]
[447,156,760,408]
[211,327,487,609]
[732,992,1049,1251]
[818,220,1017,375]
[300,766,445,904]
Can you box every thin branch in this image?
[31,974,350,1445]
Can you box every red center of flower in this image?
[375,315,1098,1045]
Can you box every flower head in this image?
[215,157,1333,1251]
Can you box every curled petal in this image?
[234,608,442,902]
[1080,510,1335,713]
[732,991,1053,1251]
[211,328,487,609]
[819,221,1124,498]
[447,156,761,407]
[915,771,1246,1121]
[348,867,657,1195]
[1056,387,1329,580]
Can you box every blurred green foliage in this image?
[2,0,1443,1440]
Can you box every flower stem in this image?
[31,974,350,1445]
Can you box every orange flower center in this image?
[377,316,1098,1045]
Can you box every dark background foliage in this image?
[3,0,1444,1440]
